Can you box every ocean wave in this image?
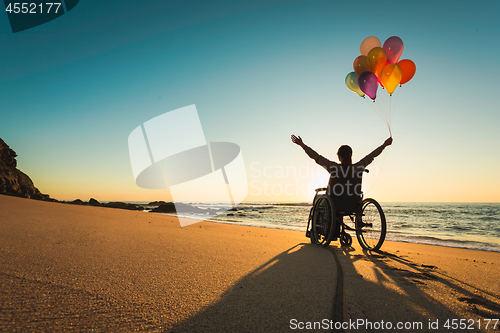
[478,216,500,222]
[385,234,500,252]
[449,225,471,231]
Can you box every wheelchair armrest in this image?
[315,187,327,192]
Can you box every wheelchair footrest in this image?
[342,222,373,232]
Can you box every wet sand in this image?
[1,194,499,332]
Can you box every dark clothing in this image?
[302,144,385,213]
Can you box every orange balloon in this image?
[367,47,387,77]
[380,64,402,94]
[398,59,416,85]
[353,55,370,76]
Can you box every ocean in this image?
[183,202,500,252]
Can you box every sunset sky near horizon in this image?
[1,0,499,203]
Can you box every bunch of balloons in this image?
[345,36,416,100]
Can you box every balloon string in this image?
[364,92,393,193]
[374,98,383,123]
[375,93,390,130]
[389,94,392,127]
[367,91,396,136]
[382,93,392,136]
[391,86,401,127]
[367,98,387,129]
[382,91,390,127]
[385,90,390,120]
[386,91,391,128]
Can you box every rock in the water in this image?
[0,138,52,201]
[102,202,144,211]
[71,199,84,205]
[150,202,177,213]
[150,202,208,214]
[89,198,100,206]
[147,201,168,206]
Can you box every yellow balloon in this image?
[360,36,381,56]
[380,64,402,94]
[367,47,387,76]
[345,72,365,97]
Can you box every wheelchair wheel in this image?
[310,195,336,247]
[340,232,352,247]
[356,198,386,251]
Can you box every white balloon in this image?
[360,36,381,56]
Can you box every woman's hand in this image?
[291,134,305,147]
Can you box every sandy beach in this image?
[1,194,499,332]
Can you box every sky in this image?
[1,0,499,203]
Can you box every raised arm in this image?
[360,137,393,166]
[291,134,334,169]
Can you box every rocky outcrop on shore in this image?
[148,201,168,206]
[64,198,145,211]
[150,202,177,213]
[0,138,52,201]
[64,199,216,214]
[103,201,145,211]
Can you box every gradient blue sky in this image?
[1,0,499,202]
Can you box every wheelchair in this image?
[305,170,387,251]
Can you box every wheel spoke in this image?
[356,199,386,251]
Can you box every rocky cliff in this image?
[0,138,51,200]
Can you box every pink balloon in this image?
[358,72,378,100]
[383,36,404,64]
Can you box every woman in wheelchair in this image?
[291,134,392,250]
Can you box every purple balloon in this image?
[358,72,378,100]
[383,36,404,64]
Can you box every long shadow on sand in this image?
[331,243,500,333]
[170,243,337,332]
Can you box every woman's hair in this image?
[337,145,352,162]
